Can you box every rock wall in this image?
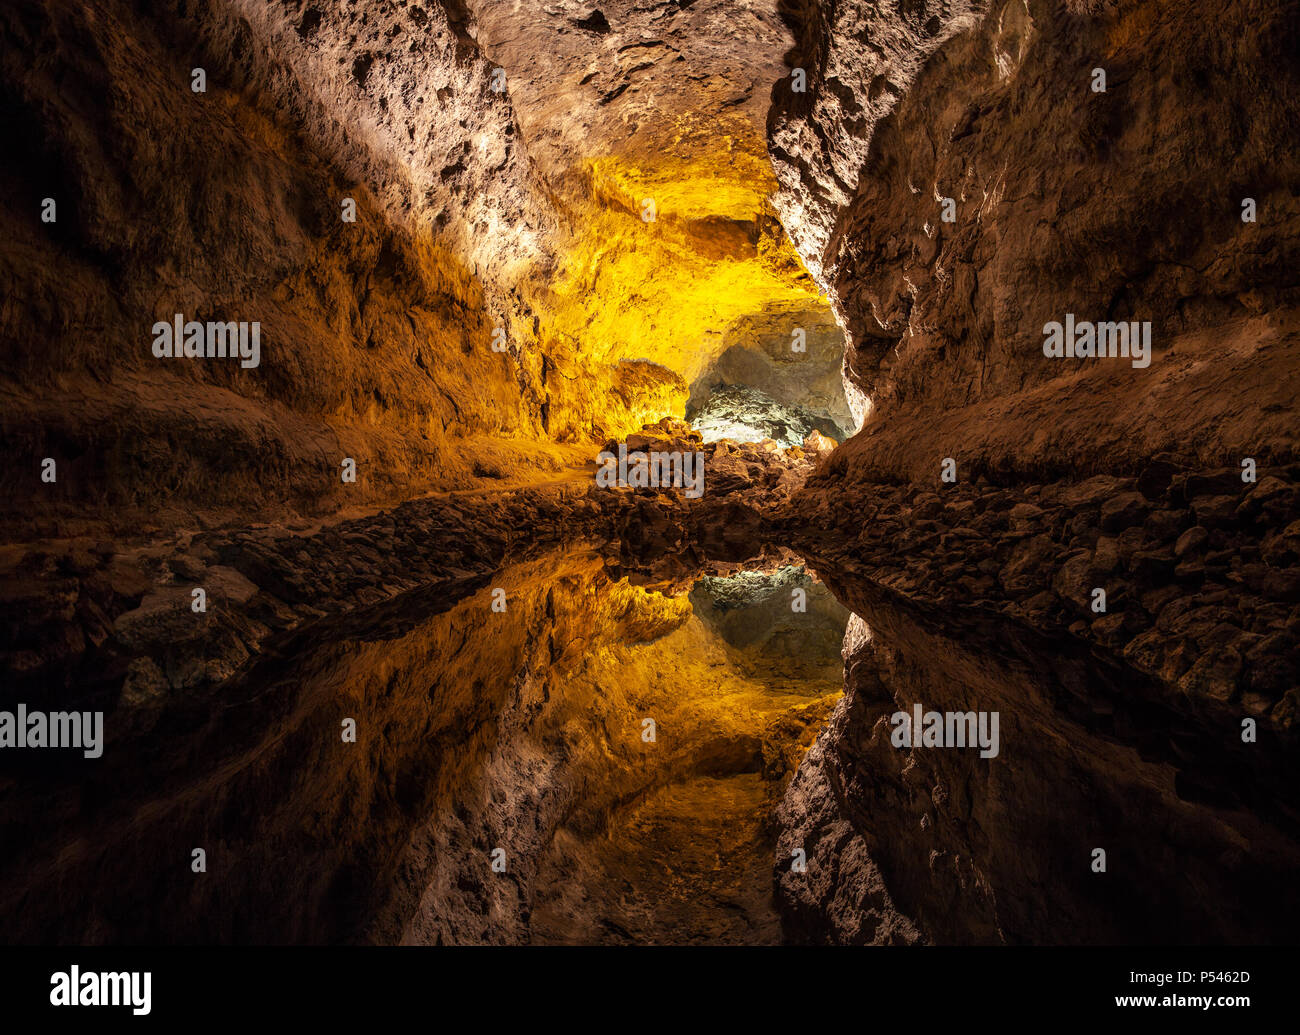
[766,0,1300,944]
[785,464,1300,726]
[1,0,827,539]
[0,0,581,536]
[770,0,1300,481]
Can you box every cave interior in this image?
[1,0,1298,947]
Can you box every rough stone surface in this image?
[2,0,1299,950]
[769,0,1300,481]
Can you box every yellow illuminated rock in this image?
[545,149,829,389]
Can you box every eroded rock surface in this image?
[2,0,1298,950]
[759,0,1300,944]
[770,0,1300,480]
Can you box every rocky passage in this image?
[2,0,1299,948]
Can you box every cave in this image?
[2,0,1299,976]
[685,303,855,446]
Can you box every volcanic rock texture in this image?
[771,0,1300,481]
[764,0,1300,943]
[0,0,834,537]
[2,0,1299,948]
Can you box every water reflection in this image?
[0,547,844,945]
[3,536,1296,945]
[529,564,845,944]
[779,561,1300,945]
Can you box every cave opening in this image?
[684,305,855,447]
